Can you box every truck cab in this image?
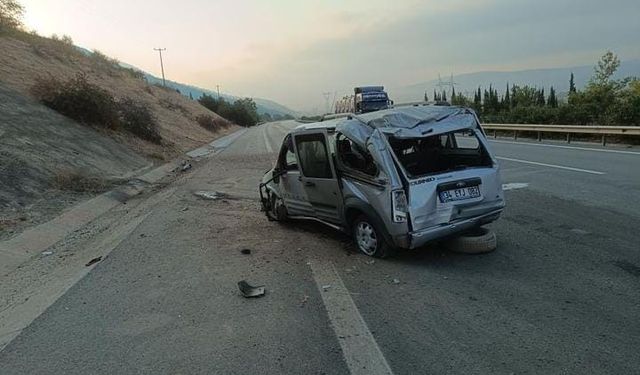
[260,105,505,257]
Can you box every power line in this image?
[153,48,167,86]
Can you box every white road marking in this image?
[502,182,529,191]
[262,123,274,153]
[489,139,640,156]
[497,157,605,175]
[309,259,394,375]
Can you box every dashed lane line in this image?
[262,123,274,153]
[490,139,640,156]
[497,156,605,175]
[309,258,394,375]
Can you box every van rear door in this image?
[388,128,504,231]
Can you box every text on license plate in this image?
[439,186,481,202]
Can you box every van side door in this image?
[276,134,314,217]
[293,130,342,224]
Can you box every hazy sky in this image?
[20,0,640,111]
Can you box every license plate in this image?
[439,186,481,202]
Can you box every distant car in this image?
[259,105,505,257]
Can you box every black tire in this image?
[352,214,394,258]
[445,227,497,254]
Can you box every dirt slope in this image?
[0,32,239,238]
[0,83,149,225]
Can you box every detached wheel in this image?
[353,215,394,258]
[445,227,497,254]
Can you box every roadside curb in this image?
[0,128,248,277]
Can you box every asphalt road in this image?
[1,121,639,374]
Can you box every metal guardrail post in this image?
[537,131,542,142]
[514,130,518,140]
[567,133,571,143]
[602,135,607,146]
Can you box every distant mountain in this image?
[120,64,297,117]
[390,60,640,103]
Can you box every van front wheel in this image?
[352,215,393,258]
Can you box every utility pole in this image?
[322,92,332,115]
[153,48,167,86]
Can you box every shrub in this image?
[118,98,161,143]
[196,114,226,132]
[32,75,161,143]
[32,73,121,129]
[52,169,114,193]
[198,94,259,127]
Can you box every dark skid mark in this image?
[613,260,640,278]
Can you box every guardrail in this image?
[482,123,640,146]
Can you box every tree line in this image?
[428,52,639,126]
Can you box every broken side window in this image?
[336,133,378,177]
[278,135,299,171]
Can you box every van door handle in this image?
[305,181,316,187]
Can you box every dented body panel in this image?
[260,105,505,250]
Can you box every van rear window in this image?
[388,129,492,178]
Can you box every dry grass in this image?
[52,169,115,193]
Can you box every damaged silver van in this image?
[259,105,505,257]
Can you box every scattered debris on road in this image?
[322,284,332,291]
[392,278,401,285]
[41,251,54,256]
[240,248,252,255]
[179,161,192,172]
[85,256,103,267]
[194,191,228,200]
[181,207,189,212]
[237,280,265,298]
[502,182,529,191]
[300,295,309,307]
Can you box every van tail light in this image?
[392,189,408,223]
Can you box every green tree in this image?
[592,50,620,86]
[569,72,577,94]
[0,0,24,31]
[503,83,511,109]
[547,86,558,108]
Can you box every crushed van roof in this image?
[337,105,479,146]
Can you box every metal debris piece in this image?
[42,251,54,256]
[322,284,332,291]
[300,295,309,307]
[392,278,401,284]
[240,248,252,255]
[85,256,103,267]
[181,207,189,212]
[180,161,192,172]
[237,280,265,298]
[194,191,228,200]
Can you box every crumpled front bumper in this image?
[396,208,504,249]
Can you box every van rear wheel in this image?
[352,215,393,258]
